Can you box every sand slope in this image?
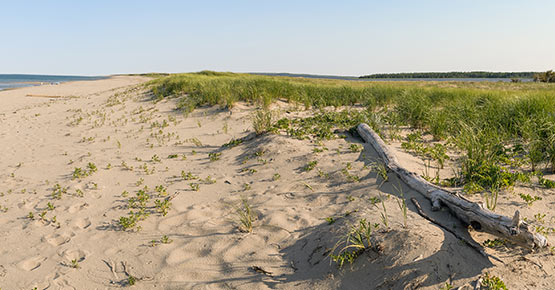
[0,77,553,290]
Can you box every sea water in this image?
[0,74,107,91]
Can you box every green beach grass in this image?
[148,71,555,199]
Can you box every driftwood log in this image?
[357,123,548,249]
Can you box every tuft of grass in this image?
[236,198,257,233]
[252,109,276,135]
[330,219,379,267]
[394,183,408,228]
[373,162,389,186]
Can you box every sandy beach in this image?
[1,76,553,290]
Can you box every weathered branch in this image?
[357,123,548,248]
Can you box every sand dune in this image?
[0,77,553,289]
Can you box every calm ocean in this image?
[0,74,107,91]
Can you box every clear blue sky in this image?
[2,0,554,76]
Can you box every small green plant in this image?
[538,174,555,188]
[70,259,80,269]
[39,211,47,221]
[128,190,150,209]
[151,154,161,162]
[47,202,55,211]
[325,217,336,225]
[483,239,506,248]
[236,198,257,233]
[349,143,363,152]
[313,147,328,153]
[272,173,281,181]
[119,213,139,230]
[52,183,68,199]
[121,161,133,171]
[155,184,167,196]
[369,196,381,205]
[181,171,198,180]
[342,165,360,182]
[222,138,243,148]
[72,167,86,179]
[27,212,35,220]
[519,193,542,206]
[209,152,222,161]
[203,175,216,184]
[167,154,178,159]
[318,169,330,179]
[87,162,97,173]
[303,160,318,172]
[127,275,137,286]
[190,183,200,191]
[480,272,507,290]
[440,282,454,290]
[161,235,173,244]
[72,163,97,179]
[243,183,252,191]
[154,199,171,216]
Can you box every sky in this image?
[1,0,554,76]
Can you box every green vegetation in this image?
[360,71,536,79]
[519,193,542,206]
[236,198,257,233]
[71,162,97,179]
[483,239,507,248]
[330,219,379,267]
[533,70,555,83]
[303,160,318,172]
[480,272,508,290]
[149,72,555,199]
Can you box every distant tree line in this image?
[533,70,555,83]
[359,71,537,79]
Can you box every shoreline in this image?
[0,75,110,91]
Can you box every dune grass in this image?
[149,71,555,198]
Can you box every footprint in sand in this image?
[53,278,76,290]
[67,203,89,214]
[17,256,46,271]
[60,249,89,263]
[72,217,91,230]
[42,232,74,246]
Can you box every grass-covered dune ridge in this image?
[149,71,555,195]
